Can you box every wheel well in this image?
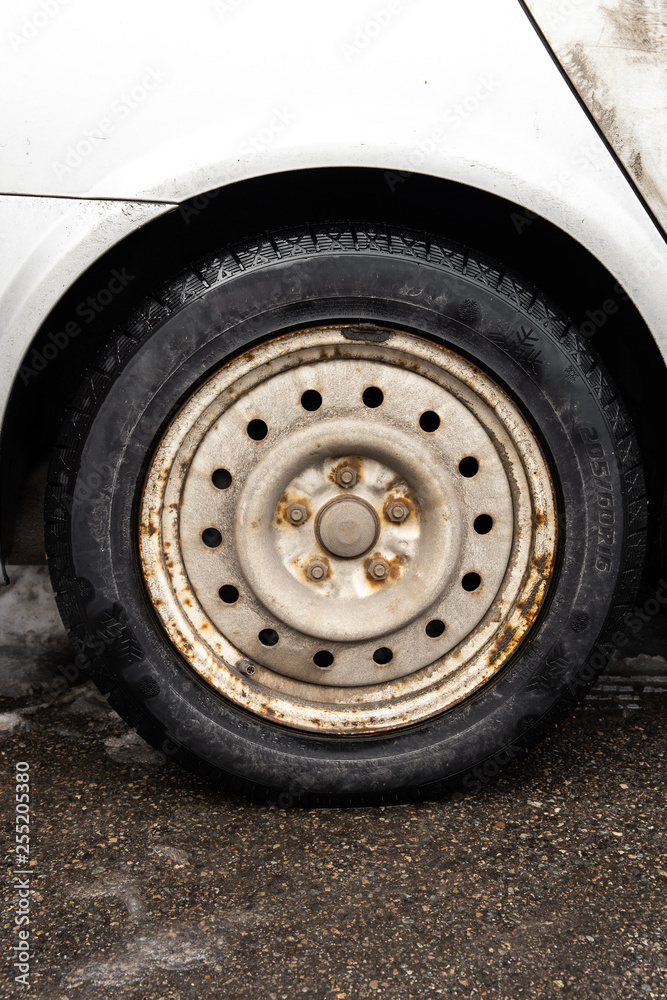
[3,166,666,580]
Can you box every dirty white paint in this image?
[527,0,667,230]
[0,196,169,431]
[1,0,667,441]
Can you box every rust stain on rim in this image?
[138,324,558,735]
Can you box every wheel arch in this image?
[2,166,666,579]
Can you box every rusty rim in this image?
[139,326,557,734]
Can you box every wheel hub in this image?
[316,496,379,558]
[139,325,557,734]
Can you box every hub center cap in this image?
[316,496,379,558]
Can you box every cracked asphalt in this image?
[1,566,666,999]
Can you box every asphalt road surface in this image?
[1,567,666,999]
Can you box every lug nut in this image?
[367,557,390,581]
[307,559,329,582]
[387,501,409,523]
[286,502,309,525]
[335,465,357,488]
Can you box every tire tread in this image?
[44,223,647,805]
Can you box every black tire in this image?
[45,223,646,805]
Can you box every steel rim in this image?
[139,325,557,734]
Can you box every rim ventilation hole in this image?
[459,456,479,477]
[301,389,322,411]
[462,572,481,592]
[473,514,493,534]
[373,646,393,664]
[313,650,334,668]
[258,628,279,647]
[212,468,233,490]
[425,619,446,638]
[247,419,268,440]
[202,527,222,548]
[419,410,441,432]
[218,585,239,604]
[362,386,384,408]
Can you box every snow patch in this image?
[0,711,23,733]
[0,565,71,696]
[103,730,166,767]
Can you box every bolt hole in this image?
[301,389,322,412]
[459,456,479,477]
[313,650,334,668]
[474,514,494,534]
[247,419,268,441]
[218,585,239,604]
[212,468,232,490]
[419,410,440,432]
[202,527,222,548]
[258,628,279,647]
[362,386,384,408]
[462,572,481,592]
[425,619,446,638]
[373,646,393,664]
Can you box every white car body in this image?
[0,0,665,567]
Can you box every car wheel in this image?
[45,223,646,804]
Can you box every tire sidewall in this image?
[64,237,631,797]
